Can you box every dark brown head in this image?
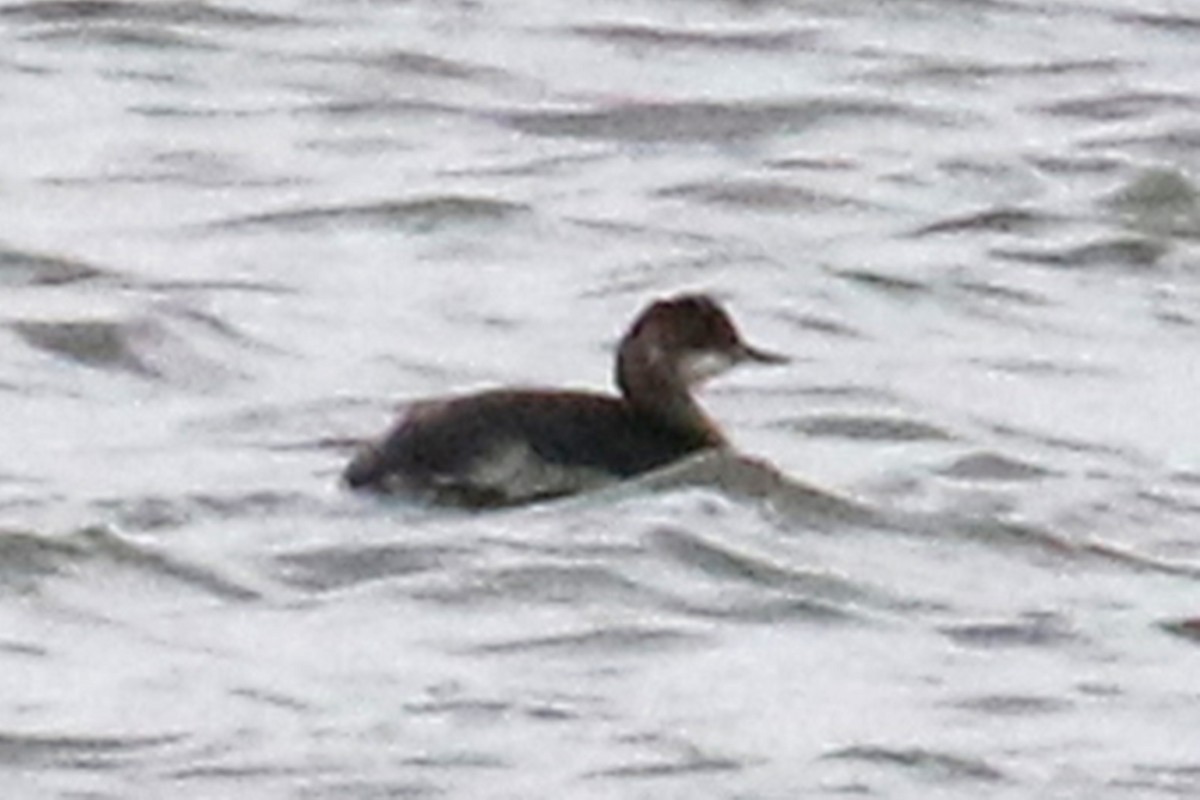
[615,294,787,432]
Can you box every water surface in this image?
[3,0,1200,797]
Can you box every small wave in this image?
[647,526,875,608]
[12,318,154,376]
[469,625,704,656]
[985,421,1134,459]
[649,525,812,587]
[10,308,249,386]
[1076,540,1200,579]
[211,195,528,233]
[1115,763,1200,797]
[338,48,505,83]
[992,236,1167,269]
[656,178,865,213]
[834,269,930,298]
[569,22,818,53]
[73,525,264,602]
[913,511,1200,580]
[496,97,945,144]
[11,295,278,387]
[409,562,655,610]
[1038,91,1200,122]
[626,451,883,529]
[93,490,318,532]
[0,525,261,601]
[52,150,301,190]
[0,729,184,770]
[25,23,220,51]
[403,686,572,724]
[911,206,1061,236]
[951,278,1051,308]
[669,595,855,625]
[0,528,84,595]
[140,278,294,295]
[940,612,1081,649]
[784,413,953,443]
[0,1,297,28]
[936,452,1056,482]
[1028,153,1125,176]
[822,745,1006,783]
[587,753,741,779]
[398,752,508,772]
[776,310,865,339]
[1116,10,1200,33]
[949,693,1073,717]
[893,56,1122,83]
[0,244,110,286]
[271,542,462,592]
[1095,129,1200,167]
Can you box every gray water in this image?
[4,0,1200,797]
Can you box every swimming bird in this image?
[343,293,786,507]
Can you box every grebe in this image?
[343,293,787,507]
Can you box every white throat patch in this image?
[680,350,737,385]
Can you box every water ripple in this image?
[823,745,1007,783]
[12,318,160,377]
[992,236,1167,269]
[212,195,529,233]
[1037,91,1200,122]
[784,414,954,443]
[940,613,1081,649]
[569,22,819,53]
[0,729,184,770]
[657,177,866,213]
[0,526,261,601]
[272,542,464,592]
[0,1,299,28]
[496,96,950,144]
[0,244,111,286]
[911,206,1061,236]
[936,452,1056,483]
[10,305,254,386]
[469,625,705,657]
[647,526,874,608]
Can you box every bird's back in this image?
[343,389,711,506]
